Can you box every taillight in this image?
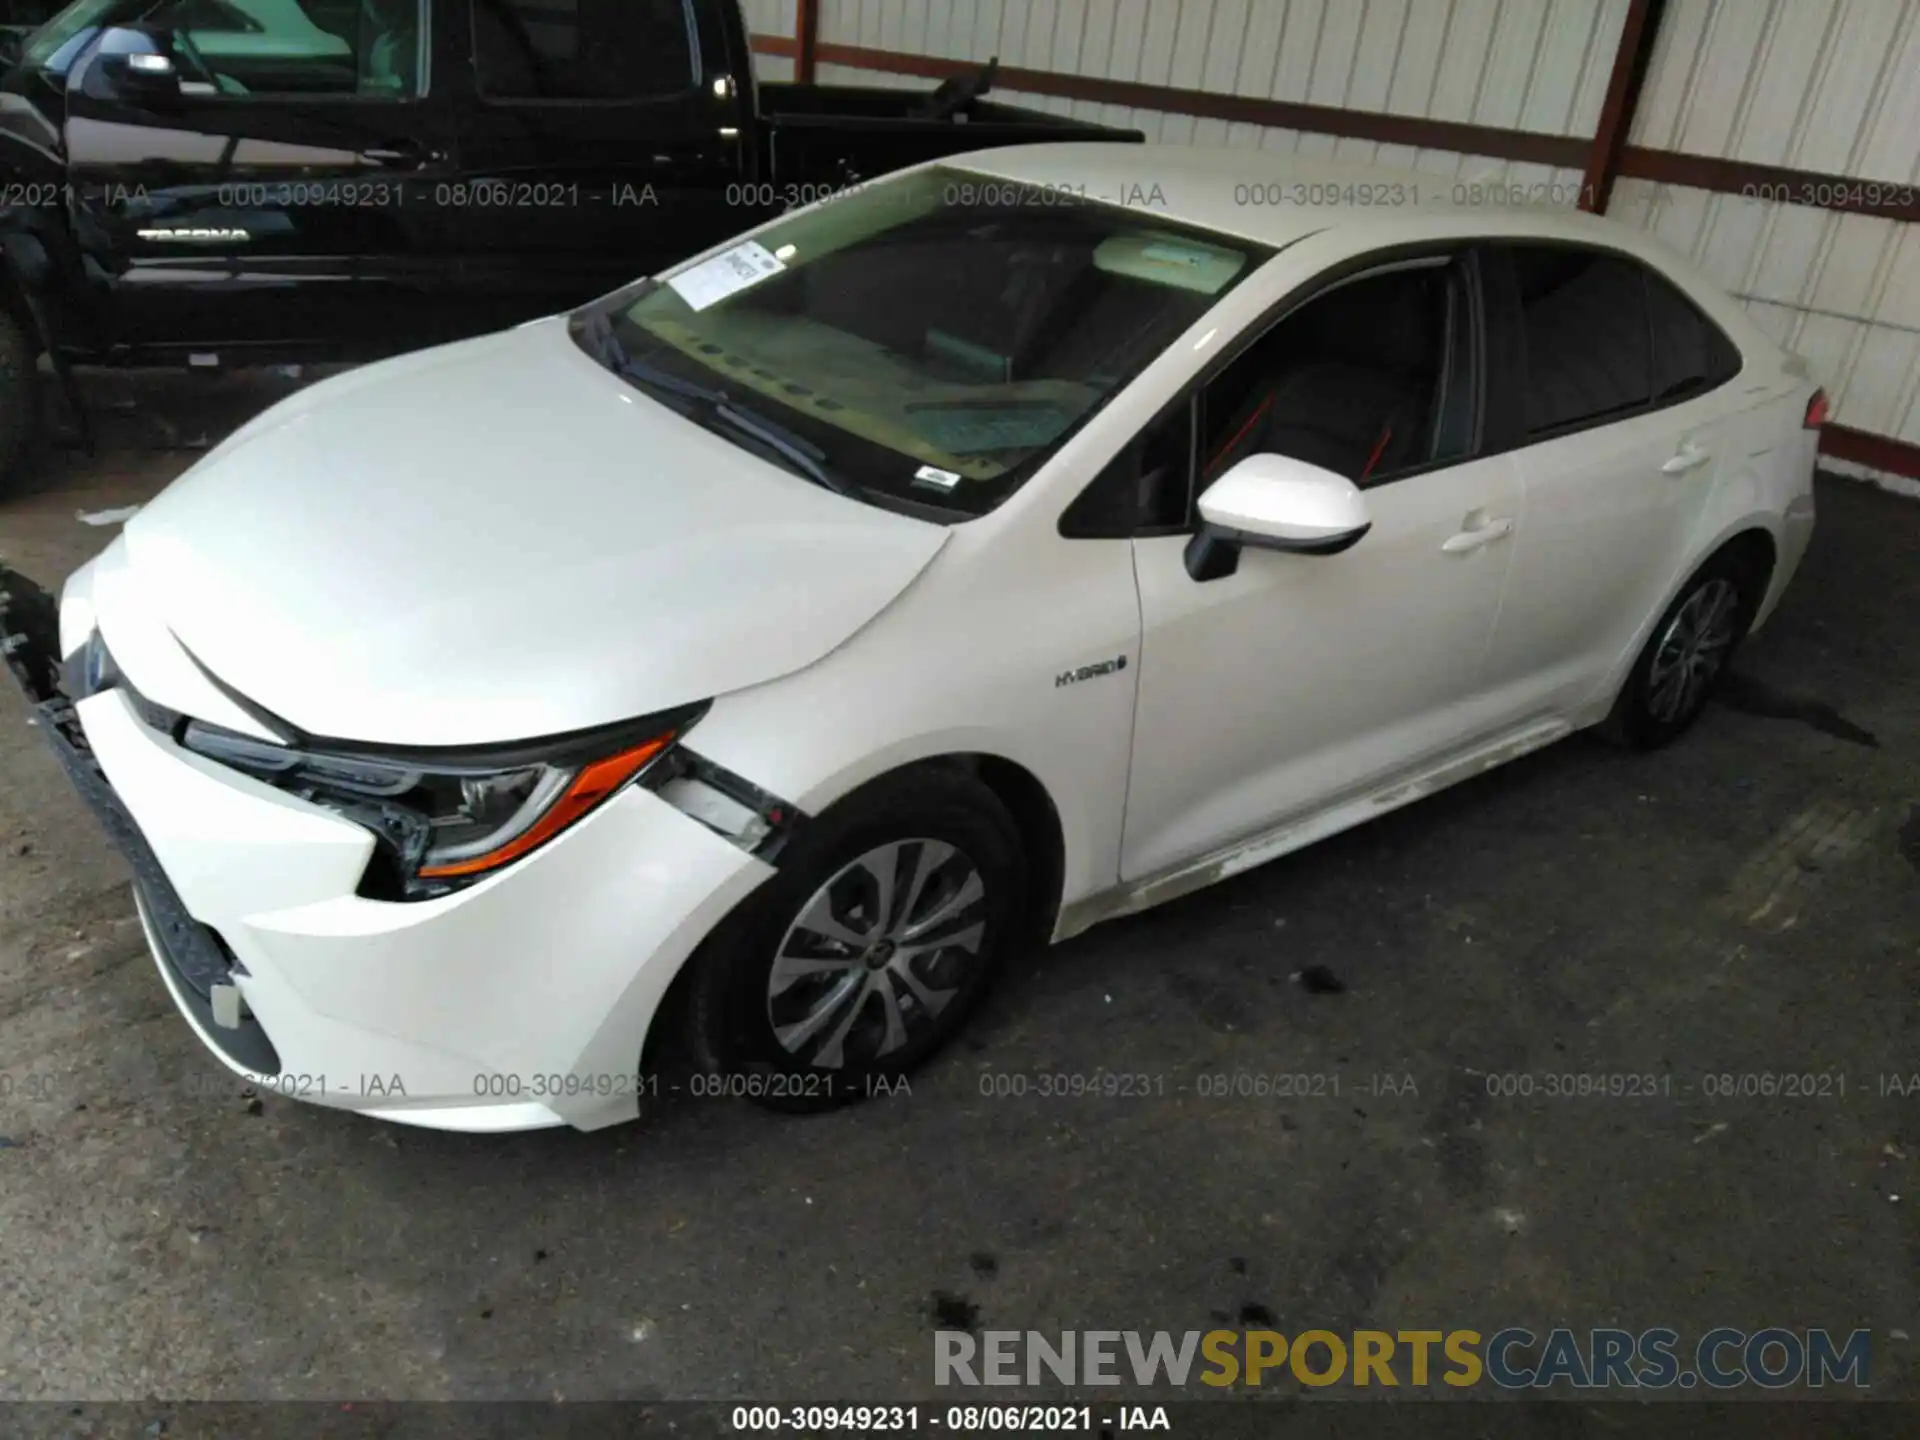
[1804,388,1829,429]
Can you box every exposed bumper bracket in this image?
[642,745,807,864]
[2,562,281,1075]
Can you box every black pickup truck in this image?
[0,0,1139,484]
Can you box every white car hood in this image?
[115,320,949,747]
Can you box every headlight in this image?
[63,626,121,700]
[181,706,705,899]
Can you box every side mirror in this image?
[101,50,184,105]
[90,29,185,108]
[1185,453,1372,581]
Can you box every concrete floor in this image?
[0,371,1915,1404]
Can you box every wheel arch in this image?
[1595,518,1782,719]
[940,752,1068,950]
[640,748,1071,1075]
[1709,525,1778,597]
[786,750,1071,951]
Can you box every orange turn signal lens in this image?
[416,735,671,879]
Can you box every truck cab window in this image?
[472,0,695,100]
[145,0,420,98]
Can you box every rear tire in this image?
[0,309,42,494]
[682,766,1027,1113]
[1599,550,1759,749]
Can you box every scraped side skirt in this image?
[1056,714,1576,942]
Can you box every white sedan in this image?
[1,144,1820,1132]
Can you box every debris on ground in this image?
[1291,965,1347,994]
[75,506,143,527]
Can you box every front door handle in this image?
[360,139,438,168]
[1441,516,1515,553]
[1661,442,1713,474]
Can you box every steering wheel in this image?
[918,56,997,121]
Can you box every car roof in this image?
[950,141,1624,251]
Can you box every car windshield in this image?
[571,166,1271,519]
[21,0,118,71]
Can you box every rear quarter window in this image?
[473,0,697,99]
[1646,269,1743,402]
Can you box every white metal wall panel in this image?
[741,0,797,79]
[1622,0,1920,466]
[1614,179,1920,447]
[803,1,1626,134]
[811,1,1613,185]
[1634,0,1920,182]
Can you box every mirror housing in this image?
[1186,453,1372,581]
[89,29,185,108]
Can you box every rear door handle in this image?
[1661,442,1713,474]
[1441,516,1514,553]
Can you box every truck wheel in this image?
[0,309,44,492]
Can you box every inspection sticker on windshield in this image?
[913,464,963,491]
[667,241,786,311]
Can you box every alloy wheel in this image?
[1646,576,1741,724]
[766,839,988,1069]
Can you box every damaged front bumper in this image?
[2,564,281,1074]
[3,561,773,1133]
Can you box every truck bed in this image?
[758,80,1142,186]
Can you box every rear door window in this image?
[1511,246,1653,437]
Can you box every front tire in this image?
[1600,551,1759,749]
[0,309,42,493]
[683,766,1027,1113]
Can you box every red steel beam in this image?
[794,0,819,85]
[1580,0,1668,214]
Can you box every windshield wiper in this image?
[577,313,723,408]
[708,400,851,496]
[578,309,853,496]
[575,307,626,369]
[619,354,728,410]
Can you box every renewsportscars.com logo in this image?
[934,1327,1872,1391]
